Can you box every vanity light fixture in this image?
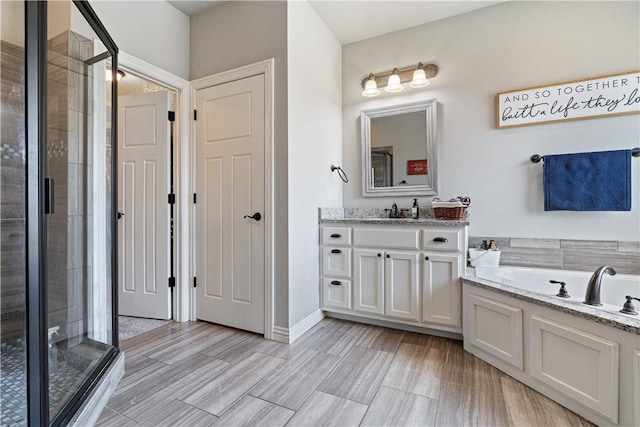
[361,73,381,97]
[361,62,439,97]
[106,69,126,82]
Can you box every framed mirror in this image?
[361,99,437,197]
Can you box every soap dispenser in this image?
[412,199,419,219]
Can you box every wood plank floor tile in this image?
[250,348,340,410]
[111,355,171,397]
[501,375,597,427]
[108,353,228,420]
[169,320,209,332]
[285,391,368,427]
[145,324,235,365]
[317,345,394,405]
[201,330,266,363]
[120,327,189,357]
[212,395,294,427]
[381,343,443,399]
[181,351,284,416]
[439,339,472,386]
[355,325,405,353]
[133,399,217,427]
[294,318,367,357]
[95,407,138,426]
[360,386,437,427]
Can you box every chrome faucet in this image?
[584,265,616,306]
[388,203,401,218]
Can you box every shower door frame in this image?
[24,1,120,426]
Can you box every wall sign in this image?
[497,71,640,128]
[407,159,428,175]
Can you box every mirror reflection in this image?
[361,99,437,197]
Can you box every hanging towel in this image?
[543,149,631,211]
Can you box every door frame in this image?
[118,51,191,322]
[190,59,275,340]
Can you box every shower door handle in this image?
[44,178,55,214]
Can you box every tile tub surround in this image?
[469,236,640,275]
[319,207,469,226]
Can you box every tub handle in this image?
[550,280,570,298]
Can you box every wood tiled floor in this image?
[96,318,596,427]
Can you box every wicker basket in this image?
[433,206,469,220]
[432,196,471,220]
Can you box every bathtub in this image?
[462,266,640,426]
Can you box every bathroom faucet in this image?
[388,203,401,218]
[584,265,616,306]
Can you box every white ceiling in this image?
[166,1,503,45]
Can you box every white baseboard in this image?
[289,309,325,343]
[270,309,325,344]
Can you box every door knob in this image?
[244,212,262,221]
[117,212,124,220]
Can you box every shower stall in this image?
[1,1,120,425]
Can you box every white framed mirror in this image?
[361,99,438,197]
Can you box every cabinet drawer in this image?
[422,229,463,252]
[322,247,351,278]
[353,228,419,249]
[322,226,352,246]
[322,278,352,310]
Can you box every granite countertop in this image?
[462,271,640,335]
[319,207,470,226]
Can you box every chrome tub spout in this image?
[584,265,616,306]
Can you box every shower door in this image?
[1,1,119,425]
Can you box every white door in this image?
[117,91,171,320]
[195,74,266,334]
[385,251,419,321]
[353,249,384,315]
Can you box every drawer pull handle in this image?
[433,237,449,243]
[425,256,430,261]
[330,280,343,286]
[330,233,342,238]
[330,249,342,254]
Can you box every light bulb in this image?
[361,73,380,97]
[385,68,404,92]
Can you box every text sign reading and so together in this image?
[497,71,640,128]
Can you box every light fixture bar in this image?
[361,63,439,90]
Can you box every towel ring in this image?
[331,165,349,183]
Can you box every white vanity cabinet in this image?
[320,222,467,334]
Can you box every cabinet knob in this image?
[425,256,430,261]
[377,253,381,257]
[386,254,390,258]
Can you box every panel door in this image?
[353,249,384,315]
[384,251,419,321]
[195,74,266,334]
[422,252,461,327]
[117,91,170,319]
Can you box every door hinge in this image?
[193,277,197,288]
[168,277,176,288]
[168,193,176,205]
[168,111,175,122]
[193,109,197,121]
[193,193,197,204]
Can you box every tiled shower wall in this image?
[469,236,640,275]
[0,40,26,342]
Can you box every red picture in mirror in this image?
[407,159,428,175]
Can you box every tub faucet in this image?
[584,265,616,306]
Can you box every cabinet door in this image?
[353,249,384,315]
[384,251,419,321]
[422,253,461,327]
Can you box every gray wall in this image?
[342,1,640,242]
[190,1,290,328]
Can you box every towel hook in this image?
[331,165,349,183]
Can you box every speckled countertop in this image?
[462,270,640,335]
[319,207,469,226]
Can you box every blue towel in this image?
[543,149,631,211]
